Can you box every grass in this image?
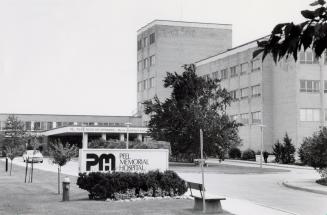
[0,161,235,215]
[170,163,289,174]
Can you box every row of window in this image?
[299,51,327,64]
[299,108,327,122]
[137,33,156,51]
[137,77,155,92]
[205,59,261,81]
[231,111,262,125]
[230,85,261,100]
[0,121,126,131]
[138,55,156,71]
[300,80,327,93]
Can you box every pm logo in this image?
[86,153,116,171]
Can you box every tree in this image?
[253,0,327,62]
[281,133,296,164]
[2,115,26,175]
[48,140,78,194]
[144,64,241,160]
[299,128,327,178]
[272,140,283,163]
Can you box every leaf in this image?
[271,23,288,34]
[301,10,317,19]
[252,48,264,59]
[310,0,326,6]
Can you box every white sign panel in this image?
[79,149,169,173]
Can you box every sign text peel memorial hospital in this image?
[79,149,169,173]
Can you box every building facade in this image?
[196,40,327,151]
[0,114,147,148]
[136,20,232,125]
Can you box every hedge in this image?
[77,170,187,200]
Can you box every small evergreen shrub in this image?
[273,133,295,164]
[77,170,187,200]
[241,149,256,161]
[228,147,241,159]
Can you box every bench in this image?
[187,182,226,213]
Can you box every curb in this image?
[282,181,327,196]
[223,159,313,170]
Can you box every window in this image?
[150,33,155,44]
[33,122,41,130]
[240,113,249,124]
[251,85,261,97]
[324,80,327,93]
[221,69,228,80]
[230,90,239,100]
[47,122,53,130]
[300,80,320,93]
[138,82,143,92]
[57,122,63,127]
[240,63,248,75]
[300,109,320,121]
[231,115,239,121]
[137,40,142,51]
[143,80,148,90]
[143,37,148,47]
[325,52,327,65]
[150,55,156,66]
[203,74,210,81]
[252,59,261,72]
[149,77,155,88]
[230,66,238,78]
[143,58,149,69]
[251,111,262,124]
[240,87,248,99]
[25,121,31,130]
[137,61,142,71]
[212,71,219,80]
[299,51,318,64]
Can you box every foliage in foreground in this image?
[88,139,170,150]
[254,0,327,62]
[299,128,327,178]
[144,64,241,159]
[77,170,187,200]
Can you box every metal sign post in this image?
[200,129,206,213]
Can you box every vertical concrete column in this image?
[137,134,143,142]
[82,133,88,149]
[119,133,125,141]
[101,133,107,141]
[30,121,34,131]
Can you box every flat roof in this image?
[0,113,141,118]
[195,35,269,66]
[137,19,232,34]
[42,126,148,136]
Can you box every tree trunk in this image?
[10,160,12,176]
[58,165,61,194]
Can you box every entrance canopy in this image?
[42,126,148,136]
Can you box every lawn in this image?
[0,161,234,215]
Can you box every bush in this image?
[299,128,327,179]
[241,149,256,161]
[273,133,295,164]
[228,147,241,159]
[77,170,187,200]
[89,139,170,150]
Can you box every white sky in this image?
[0,0,312,116]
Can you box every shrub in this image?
[273,133,295,164]
[77,170,187,200]
[228,147,241,159]
[299,128,327,179]
[241,149,256,161]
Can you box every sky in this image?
[0,0,312,116]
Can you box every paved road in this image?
[5,157,327,215]
[179,161,327,215]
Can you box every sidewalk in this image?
[283,179,327,196]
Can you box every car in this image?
[22,150,43,163]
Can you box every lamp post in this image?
[256,124,266,168]
[125,122,132,149]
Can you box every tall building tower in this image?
[136,20,232,125]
